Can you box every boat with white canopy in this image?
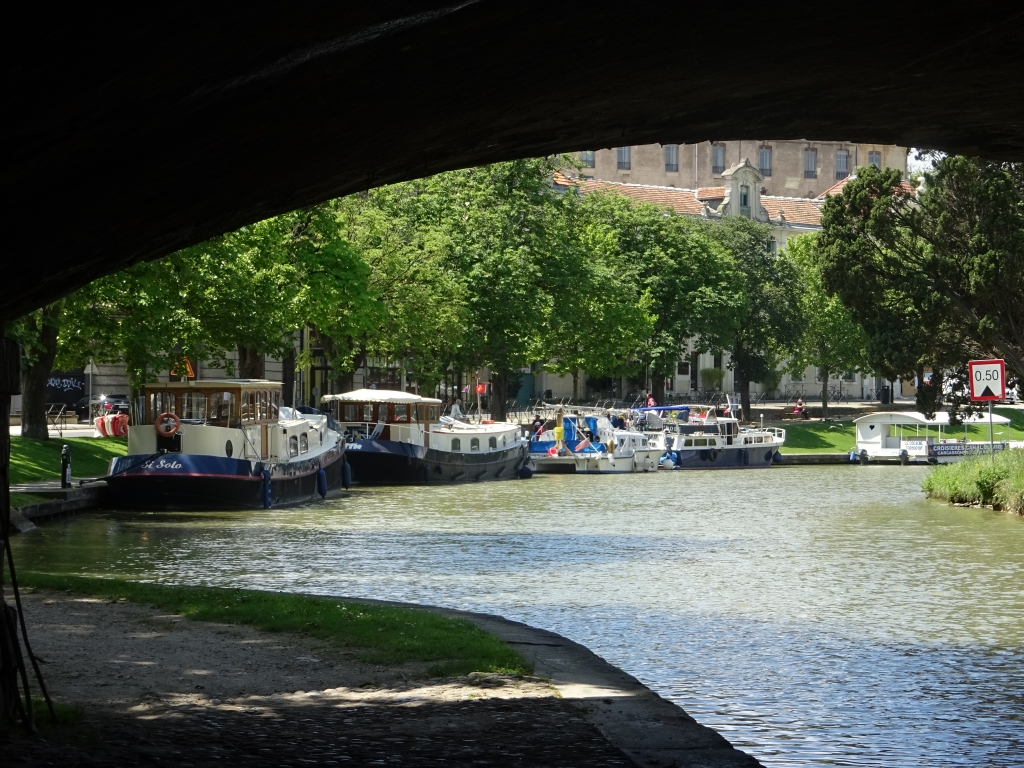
[321,389,529,484]
[853,410,1012,464]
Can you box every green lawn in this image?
[10,437,127,485]
[779,421,857,453]
[16,572,530,678]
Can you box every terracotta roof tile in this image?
[697,187,725,200]
[761,196,823,226]
[554,173,706,215]
[818,174,916,199]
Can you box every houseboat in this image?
[853,410,1012,464]
[528,413,661,473]
[321,389,529,484]
[104,380,347,510]
[635,405,786,469]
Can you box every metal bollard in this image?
[61,444,72,488]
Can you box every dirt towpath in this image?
[5,590,760,767]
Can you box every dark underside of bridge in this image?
[5,2,1024,320]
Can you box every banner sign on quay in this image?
[968,359,1006,401]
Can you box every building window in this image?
[767,237,778,255]
[836,150,849,179]
[580,150,595,168]
[712,144,725,174]
[804,149,817,179]
[868,150,882,169]
[713,353,723,370]
[616,146,631,170]
[759,147,772,176]
[739,185,751,218]
[677,360,690,376]
[664,144,679,172]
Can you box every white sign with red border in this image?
[968,359,1005,401]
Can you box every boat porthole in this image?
[700,450,709,462]
[764,450,773,462]
[225,440,233,458]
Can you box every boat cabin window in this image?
[209,392,237,427]
[271,391,280,420]
[289,435,299,457]
[488,436,497,450]
[428,406,440,421]
[754,436,763,443]
[180,391,207,422]
[693,438,708,446]
[148,391,176,421]
[451,438,461,451]
[502,435,507,447]
[299,433,309,454]
[393,404,409,422]
[470,437,480,451]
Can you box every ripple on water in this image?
[12,465,1024,766]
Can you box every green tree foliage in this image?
[702,218,803,421]
[782,234,867,417]
[817,160,1024,417]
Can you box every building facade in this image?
[580,140,907,200]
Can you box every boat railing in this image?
[763,426,786,442]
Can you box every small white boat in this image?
[528,413,661,474]
[633,404,786,469]
[853,410,1012,464]
[321,389,530,484]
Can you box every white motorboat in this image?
[528,413,661,474]
[853,410,1012,464]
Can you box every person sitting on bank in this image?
[794,397,809,419]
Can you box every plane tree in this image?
[816,160,1024,416]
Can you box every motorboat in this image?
[104,380,347,509]
[633,404,786,469]
[528,413,661,474]
[853,410,1012,464]
[321,389,529,484]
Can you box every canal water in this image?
[12,465,1024,766]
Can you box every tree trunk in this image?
[20,305,60,441]
[738,370,751,423]
[1,331,22,725]
[281,345,296,407]
[490,372,508,422]
[571,371,579,403]
[820,369,830,419]
[237,345,264,379]
[651,373,666,406]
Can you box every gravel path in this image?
[4,591,636,766]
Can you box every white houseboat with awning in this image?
[853,410,1012,464]
[321,389,530,484]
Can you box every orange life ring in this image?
[155,412,180,437]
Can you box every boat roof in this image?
[321,388,442,405]
[634,405,690,412]
[853,410,1012,426]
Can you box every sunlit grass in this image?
[10,437,127,485]
[16,572,529,677]
[779,421,856,453]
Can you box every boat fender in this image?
[262,469,272,509]
[709,449,719,462]
[547,447,558,457]
[772,451,783,464]
[316,467,328,499]
[899,449,909,466]
[764,449,773,463]
[742,448,749,465]
[699,450,709,462]
[662,458,675,470]
[859,449,869,466]
[342,461,352,489]
[518,464,534,479]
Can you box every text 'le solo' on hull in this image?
[321,390,529,485]
[103,380,348,510]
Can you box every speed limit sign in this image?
[968,359,1005,401]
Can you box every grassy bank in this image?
[10,437,127,485]
[922,449,1024,513]
[16,572,529,677]
[779,421,856,453]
